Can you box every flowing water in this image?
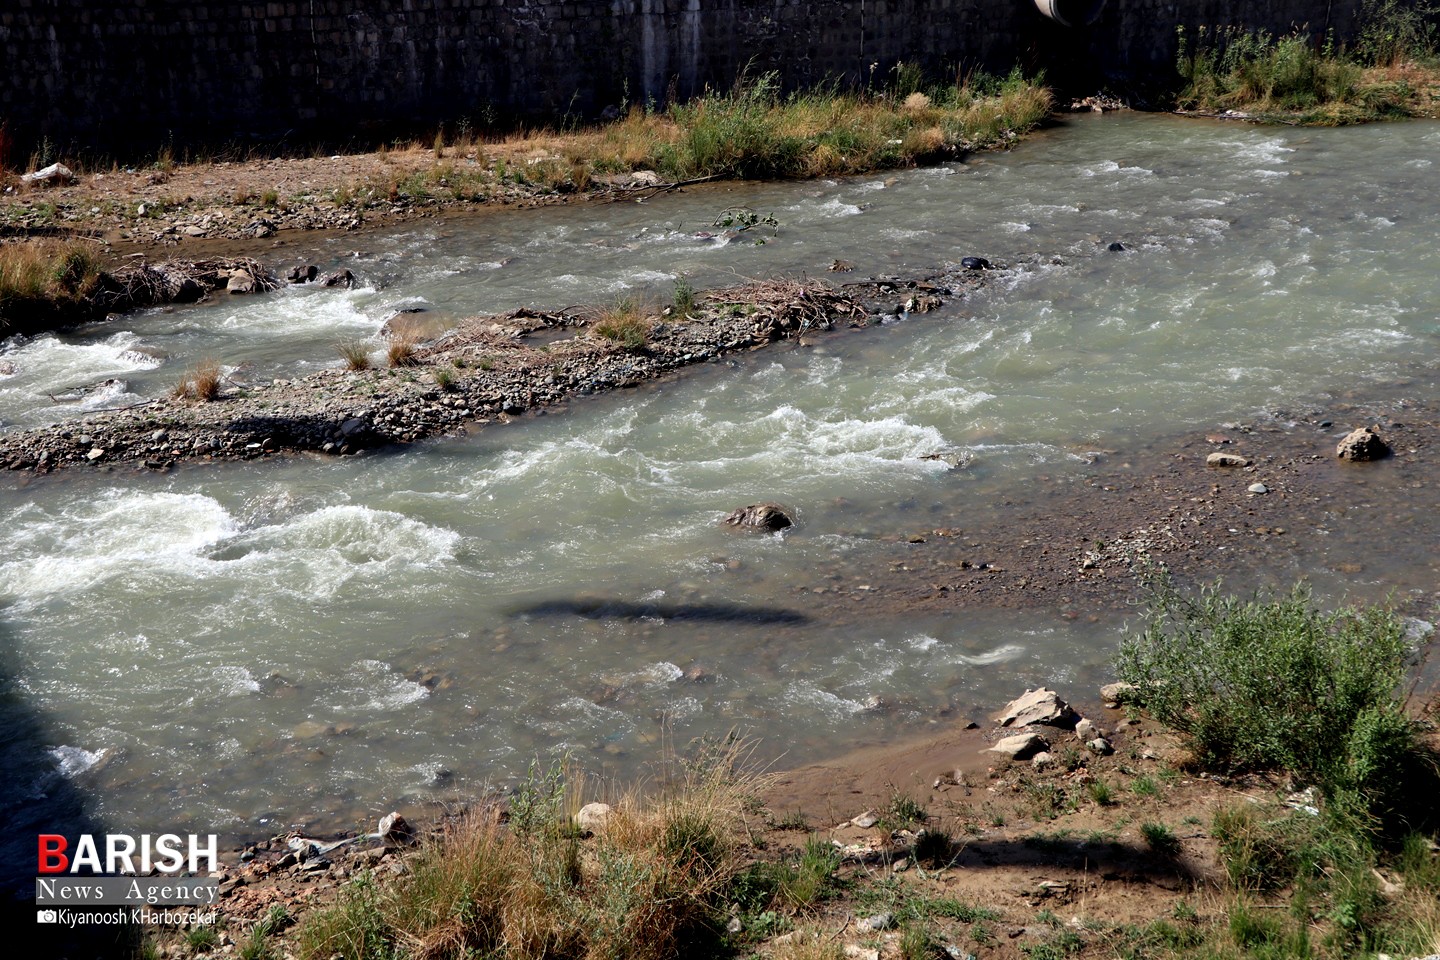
[2,114,1438,879]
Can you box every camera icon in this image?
[37,909,58,924]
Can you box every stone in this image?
[1074,718,1098,741]
[378,811,416,846]
[1248,483,1268,494]
[575,802,612,835]
[183,225,207,237]
[21,162,75,185]
[226,269,256,294]
[1107,241,1126,251]
[319,268,357,289]
[1099,682,1136,706]
[339,417,366,437]
[1030,751,1054,770]
[857,912,896,932]
[1086,738,1114,756]
[850,809,880,829]
[997,688,1077,728]
[722,502,794,531]
[288,264,319,284]
[1206,452,1250,468]
[86,447,105,460]
[1335,426,1391,462]
[961,256,991,270]
[986,733,1048,760]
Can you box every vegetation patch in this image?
[1174,2,1440,124]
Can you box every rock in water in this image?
[960,256,991,270]
[722,502,794,531]
[996,688,1077,728]
[1335,426,1391,462]
[319,269,357,289]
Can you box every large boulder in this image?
[1335,427,1391,462]
[722,502,794,531]
[996,688,1077,728]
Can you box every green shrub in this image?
[1116,576,1429,823]
[1354,0,1440,65]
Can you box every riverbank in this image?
[115,675,1438,960]
[0,74,1052,250]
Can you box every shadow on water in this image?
[0,606,139,956]
[510,597,813,626]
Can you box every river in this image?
[1,113,1436,882]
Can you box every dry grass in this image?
[386,333,422,367]
[297,743,766,960]
[172,358,223,401]
[589,297,653,350]
[337,339,372,371]
[0,239,105,329]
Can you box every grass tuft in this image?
[336,339,372,371]
[590,297,653,350]
[172,358,223,401]
[297,741,768,960]
[386,333,421,368]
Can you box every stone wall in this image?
[0,0,1359,157]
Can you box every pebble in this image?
[1248,482,1268,494]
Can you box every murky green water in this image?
[2,114,1437,876]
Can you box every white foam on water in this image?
[351,660,431,712]
[230,504,460,600]
[604,268,674,292]
[787,197,862,220]
[948,643,1025,666]
[781,682,867,717]
[627,661,684,685]
[214,666,261,697]
[216,283,379,334]
[49,745,106,778]
[0,491,237,603]
[907,634,940,651]
[999,221,1032,233]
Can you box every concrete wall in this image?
[0,0,1359,157]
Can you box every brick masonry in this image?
[0,0,1359,155]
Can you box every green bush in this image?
[1116,576,1431,823]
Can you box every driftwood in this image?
[92,257,280,312]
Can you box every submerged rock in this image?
[722,502,794,531]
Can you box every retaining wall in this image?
[0,0,1359,156]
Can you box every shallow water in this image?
[2,114,1437,876]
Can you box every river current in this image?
[1,114,1437,880]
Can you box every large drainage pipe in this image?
[1033,0,1108,27]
